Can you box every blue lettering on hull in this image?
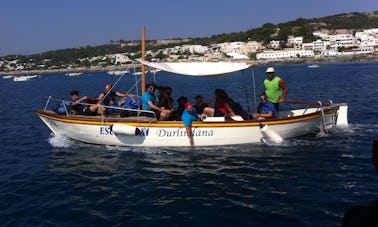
[99,126,213,137]
[100,126,113,135]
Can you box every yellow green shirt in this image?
[264,76,282,103]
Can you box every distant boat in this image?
[132,71,143,75]
[149,69,162,74]
[308,64,320,68]
[65,72,83,77]
[3,75,14,79]
[13,75,39,82]
[107,70,129,76]
[132,70,149,75]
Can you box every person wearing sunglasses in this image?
[253,93,278,120]
[142,82,169,120]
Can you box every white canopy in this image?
[139,60,251,76]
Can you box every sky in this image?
[0,0,377,56]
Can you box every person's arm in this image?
[116,91,134,98]
[72,96,87,105]
[258,110,273,118]
[148,101,162,112]
[225,102,235,116]
[279,80,289,103]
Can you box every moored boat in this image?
[13,74,39,82]
[107,70,130,76]
[2,75,15,79]
[308,64,320,68]
[65,72,83,77]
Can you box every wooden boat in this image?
[35,27,348,147]
[35,60,348,147]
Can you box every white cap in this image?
[266,67,275,73]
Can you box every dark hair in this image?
[215,88,229,102]
[177,96,188,103]
[70,90,79,96]
[260,92,267,98]
[146,81,157,88]
[195,95,203,100]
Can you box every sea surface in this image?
[1,62,378,226]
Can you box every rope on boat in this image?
[251,67,257,113]
[98,73,125,104]
[242,70,251,112]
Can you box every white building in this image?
[287,36,303,48]
[181,45,209,54]
[109,53,132,64]
[355,28,378,47]
[312,39,330,52]
[218,42,245,52]
[239,41,263,54]
[256,49,314,60]
[328,34,357,50]
[269,40,280,49]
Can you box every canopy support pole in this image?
[141,26,146,94]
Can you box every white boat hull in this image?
[36,105,345,147]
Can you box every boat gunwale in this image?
[35,107,338,127]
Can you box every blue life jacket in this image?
[55,100,72,114]
[123,97,142,109]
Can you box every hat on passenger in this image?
[184,102,193,108]
[105,83,113,90]
[266,67,275,73]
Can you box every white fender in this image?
[260,124,283,144]
[336,104,349,127]
[112,124,139,136]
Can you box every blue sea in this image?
[1,62,378,226]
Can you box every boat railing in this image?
[284,99,335,115]
[42,96,157,119]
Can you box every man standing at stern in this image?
[264,67,288,112]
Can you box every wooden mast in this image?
[141,26,146,94]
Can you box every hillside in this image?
[191,11,378,45]
[1,11,378,69]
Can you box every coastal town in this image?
[1,27,378,75]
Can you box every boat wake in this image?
[48,134,73,148]
[105,145,174,155]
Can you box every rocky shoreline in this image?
[1,55,377,76]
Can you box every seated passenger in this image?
[158,86,175,120]
[229,98,249,120]
[252,93,278,120]
[99,83,134,107]
[175,96,188,121]
[194,95,209,115]
[203,88,235,117]
[70,90,100,116]
[142,82,170,120]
